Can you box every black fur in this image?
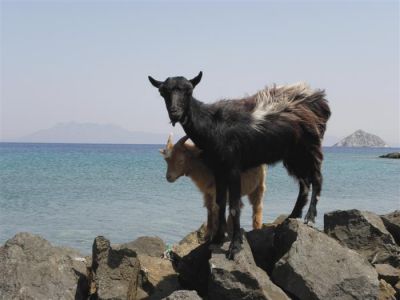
[149,72,331,259]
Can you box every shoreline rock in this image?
[379,152,400,159]
[1,209,399,299]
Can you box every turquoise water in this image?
[0,143,399,254]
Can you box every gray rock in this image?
[121,236,166,258]
[324,210,400,267]
[333,129,388,147]
[177,243,211,297]
[374,264,400,286]
[378,279,396,300]
[173,223,207,258]
[381,211,400,245]
[91,236,141,300]
[0,232,88,300]
[272,219,380,300]
[208,232,290,300]
[246,225,276,274]
[161,290,202,300]
[379,152,400,159]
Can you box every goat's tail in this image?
[307,90,331,139]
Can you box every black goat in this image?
[148,72,331,259]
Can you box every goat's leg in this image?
[248,183,265,229]
[211,174,227,245]
[227,169,243,260]
[289,178,310,219]
[203,193,216,240]
[305,157,323,224]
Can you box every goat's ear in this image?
[166,134,173,150]
[183,143,203,157]
[190,71,202,88]
[148,76,163,88]
[159,149,166,156]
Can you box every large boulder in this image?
[246,225,276,274]
[161,290,202,300]
[0,232,88,300]
[90,236,141,300]
[121,236,166,258]
[208,232,290,300]
[177,243,211,297]
[272,219,380,300]
[324,210,400,267]
[381,211,400,246]
[173,224,207,258]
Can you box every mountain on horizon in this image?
[9,122,170,144]
[333,129,388,147]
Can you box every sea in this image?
[0,142,399,254]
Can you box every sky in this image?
[1,0,399,145]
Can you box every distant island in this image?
[7,122,169,144]
[333,129,388,147]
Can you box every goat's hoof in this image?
[226,239,242,260]
[304,212,316,225]
[210,233,225,246]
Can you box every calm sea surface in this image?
[0,143,399,254]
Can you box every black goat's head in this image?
[148,72,202,126]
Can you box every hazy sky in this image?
[1,0,399,145]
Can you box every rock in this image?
[381,211,400,245]
[324,210,400,267]
[177,243,211,297]
[161,290,202,300]
[379,279,396,300]
[0,232,88,300]
[272,219,380,300]
[333,129,388,147]
[380,152,400,159]
[121,236,166,258]
[375,264,400,286]
[173,224,207,258]
[208,231,290,300]
[246,226,276,274]
[91,236,141,300]
[394,281,400,298]
[137,254,180,300]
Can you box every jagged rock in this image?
[177,243,211,297]
[208,232,290,300]
[121,236,166,258]
[375,264,400,286]
[380,152,400,159]
[379,279,396,300]
[161,290,202,300]
[381,211,400,245]
[394,281,400,298]
[246,225,276,273]
[0,232,88,300]
[91,236,141,300]
[137,254,180,300]
[333,129,388,147]
[272,219,380,300]
[324,210,400,267]
[173,224,207,258]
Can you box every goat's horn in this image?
[177,135,189,146]
[167,134,173,149]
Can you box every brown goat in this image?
[160,134,267,238]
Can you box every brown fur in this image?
[160,135,266,238]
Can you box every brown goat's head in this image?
[160,134,199,183]
[148,72,202,126]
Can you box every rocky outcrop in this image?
[208,232,289,300]
[90,236,141,300]
[4,210,399,299]
[272,219,380,300]
[0,232,88,300]
[161,290,202,300]
[333,129,388,147]
[381,211,400,245]
[324,210,400,267]
[380,152,400,159]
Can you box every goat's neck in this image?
[185,155,214,191]
[181,97,213,149]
